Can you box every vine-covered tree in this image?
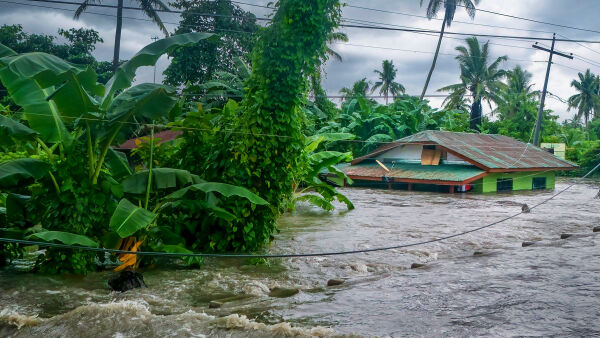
[164,0,259,87]
[438,37,507,131]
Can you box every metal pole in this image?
[533,34,555,146]
[151,36,159,83]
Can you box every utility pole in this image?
[532,33,573,146]
[151,36,159,83]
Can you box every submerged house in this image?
[340,130,577,193]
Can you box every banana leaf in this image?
[0,43,16,57]
[0,158,51,188]
[109,198,157,238]
[295,194,334,211]
[5,193,29,222]
[122,168,203,195]
[164,182,269,206]
[102,32,217,108]
[0,115,39,146]
[105,148,132,180]
[27,231,99,248]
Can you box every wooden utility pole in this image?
[532,33,573,146]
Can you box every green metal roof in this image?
[353,130,577,170]
[343,162,485,182]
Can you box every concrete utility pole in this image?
[151,36,159,83]
[532,33,573,146]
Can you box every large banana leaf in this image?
[102,32,216,108]
[0,43,16,57]
[27,231,99,248]
[295,194,334,211]
[164,182,269,206]
[5,193,29,222]
[122,168,203,195]
[0,158,51,188]
[0,115,39,146]
[109,198,157,238]
[103,84,178,144]
[105,148,132,180]
[0,67,72,145]
[307,151,352,179]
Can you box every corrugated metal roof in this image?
[343,163,485,183]
[355,130,577,170]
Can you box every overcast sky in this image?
[2,0,600,121]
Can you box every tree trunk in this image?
[420,16,447,101]
[112,0,123,70]
[470,98,482,131]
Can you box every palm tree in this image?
[438,37,507,131]
[568,69,600,127]
[495,65,539,119]
[419,0,480,100]
[340,78,371,101]
[74,0,170,70]
[371,60,405,104]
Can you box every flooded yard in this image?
[2,178,600,337]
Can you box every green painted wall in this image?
[471,171,556,193]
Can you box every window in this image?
[532,177,547,190]
[423,145,436,150]
[497,178,513,192]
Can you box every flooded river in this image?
[2,178,600,337]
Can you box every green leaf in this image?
[122,168,203,195]
[306,132,355,145]
[103,84,178,144]
[0,115,39,146]
[0,158,51,188]
[109,198,157,238]
[102,32,217,108]
[5,193,29,222]
[0,66,73,145]
[307,151,352,178]
[27,231,99,248]
[295,194,334,211]
[164,182,269,205]
[0,43,17,58]
[105,148,132,180]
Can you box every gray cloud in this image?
[1,0,599,121]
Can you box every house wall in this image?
[376,144,469,164]
[376,145,422,162]
[471,171,556,193]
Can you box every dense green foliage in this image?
[164,0,259,88]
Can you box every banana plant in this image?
[107,130,269,270]
[291,132,355,211]
[0,33,217,250]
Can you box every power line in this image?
[1,161,597,258]
[456,3,600,35]
[9,0,600,44]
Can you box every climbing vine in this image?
[202,0,342,251]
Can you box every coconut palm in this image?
[495,65,539,119]
[371,60,405,104]
[438,37,507,131]
[74,0,170,70]
[568,69,600,127]
[340,78,371,101]
[419,0,480,100]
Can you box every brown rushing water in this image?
[2,178,600,337]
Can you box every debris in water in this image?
[560,233,572,239]
[108,270,146,292]
[522,241,535,247]
[327,279,345,286]
[410,263,425,269]
[473,251,484,256]
[209,294,254,309]
[268,287,299,298]
[521,204,530,213]
[593,226,600,232]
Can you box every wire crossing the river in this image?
[1,162,599,259]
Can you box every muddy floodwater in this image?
[1,178,600,337]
